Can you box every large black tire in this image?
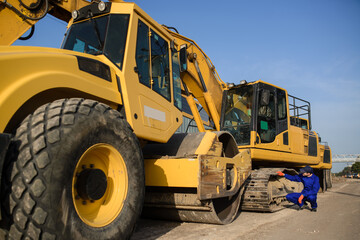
[317,169,327,193]
[325,169,332,189]
[5,98,144,239]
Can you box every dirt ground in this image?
[132,178,360,240]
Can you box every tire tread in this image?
[5,98,142,240]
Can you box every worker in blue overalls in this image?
[277,166,320,212]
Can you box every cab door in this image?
[121,16,183,143]
[254,83,290,152]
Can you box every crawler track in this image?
[241,168,302,212]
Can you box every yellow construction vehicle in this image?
[0,1,251,239]
[0,0,332,239]
[220,81,332,211]
[165,31,332,212]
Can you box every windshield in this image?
[221,85,253,145]
[62,14,129,70]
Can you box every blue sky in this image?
[13,0,360,172]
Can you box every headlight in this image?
[98,1,106,11]
[72,10,79,20]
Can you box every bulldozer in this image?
[0,0,252,239]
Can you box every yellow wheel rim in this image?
[72,143,128,227]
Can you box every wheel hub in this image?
[76,168,108,201]
[72,143,128,227]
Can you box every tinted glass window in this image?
[62,15,130,70]
[135,20,172,102]
[104,15,129,70]
[135,20,150,87]
[172,52,182,109]
[151,30,170,100]
[222,85,253,145]
[63,16,108,55]
[257,90,276,143]
[300,119,308,129]
[277,89,287,120]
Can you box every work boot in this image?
[311,208,317,212]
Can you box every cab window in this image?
[221,85,253,145]
[135,20,150,87]
[63,15,129,70]
[104,15,130,69]
[257,89,276,143]
[172,51,182,109]
[135,20,171,101]
[151,30,171,100]
[277,89,287,120]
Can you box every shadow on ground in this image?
[131,218,182,240]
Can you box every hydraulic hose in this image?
[19,25,35,40]
[19,0,42,10]
[162,24,179,34]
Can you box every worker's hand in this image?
[298,195,304,204]
[276,171,285,177]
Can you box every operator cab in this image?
[221,81,289,146]
[221,80,319,162]
[290,117,309,129]
[61,1,184,143]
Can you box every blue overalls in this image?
[285,174,320,209]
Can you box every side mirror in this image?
[260,89,270,106]
[179,45,187,72]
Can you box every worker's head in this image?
[299,166,313,177]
